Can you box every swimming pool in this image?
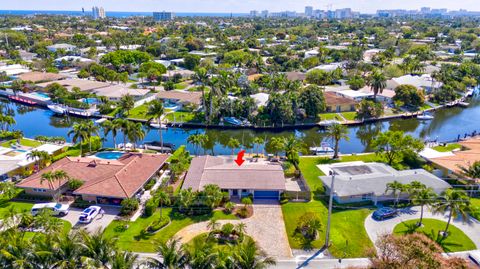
[82,98,101,105]
[94,151,124,160]
[163,100,179,110]
[29,92,51,100]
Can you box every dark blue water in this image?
[0,10,247,18]
[5,96,480,155]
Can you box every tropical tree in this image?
[202,184,223,209]
[385,180,405,206]
[146,99,165,152]
[265,137,285,157]
[325,123,349,159]
[119,95,135,116]
[183,237,218,269]
[252,137,265,157]
[367,69,387,101]
[226,137,241,155]
[233,237,276,269]
[79,229,118,267]
[193,68,209,122]
[83,121,100,153]
[410,186,437,226]
[155,190,170,220]
[40,170,70,201]
[187,133,203,155]
[110,251,140,269]
[458,161,480,196]
[372,131,424,166]
[432,189,471,238]
[26,150,50,170]
[68,123,87,156]
[0,182,17,200]
[283,136,304,168]
[126,122,146,149]
[113,118,130,148]
[100,119,118,148]
[145,238,188,269]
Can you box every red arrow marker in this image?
[235,150,246,166]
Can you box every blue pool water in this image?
[163,101,178,109]
[31,92,50,99]
[94,151,124,160]
[82,98,101,105]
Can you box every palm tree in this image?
[283,136,304,169]
[100,119,118,148]
[207,219,220,233]
[367,69,387,101]
[252,137,264,157]
[208,77,221,124]
[110,251,139,269]
[187,133,202,155]
[0,182,17,200]
[155,190,170,220]
[183,237,218,269]
[385,180,405,207]
[410,187,437,226]
[325,123,349,159]
[233,237,276,269]
[83,121,99,153]
[193,68,209,122]
[41,170,70,201]
[119,95,134,116]
[146,99,165,152]
[433,189,471,238]
[126,122,146,149]
[145,238,188,269]
[26,150,50,170]
[79,228,117,267]
[68,123,87,156]
[226,137,240,155]
[458,161,480,196]
[114,118,129,148]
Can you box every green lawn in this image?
[433,143,462,152]
[281,155,379,257]
[282,201,373,257]
[393,219,476,252]
[420,104,432,111]
[164,111,197,123]
[318,113,343,121]
[103,208,238,252]
[0,200,34,218]
[471,198,480,220]
[1,138,43,148]
[174,82,189,90]
[341,112,358,121]
[127,104,149,120]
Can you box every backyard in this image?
[1,138,43,148]
[393,218,476,252]
[432,143,462,152]
[103,208,238,252]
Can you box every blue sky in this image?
[2,0,480,13]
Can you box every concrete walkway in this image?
[130,170,169,222]
[174,202,293,258]
[364,206,480,249]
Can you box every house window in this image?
[336,105,341,112]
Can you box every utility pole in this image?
[324,169,336,248]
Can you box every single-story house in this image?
[324,92,357,112]
[318,161,451,205]
[47,43,77,53]
[17,72,67,83]
[92,84,151,101]
[189,51,217,57]
[285,71,306,82]
[425,137,480,179]
[334,90,373,101]
[250,93,270,107]
[19,50,37,62]
[0,64,30,76]
[304,49,319,59]
[182,156,286,200]
[17,153,169,205]
[36,79,110,92]
[358,86,396,103]
[387,74,442,93]
[309,62,344,73]
[162,69,195,81]
[156,90,202,107]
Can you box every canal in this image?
[3,96,480,155]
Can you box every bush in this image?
[146,216,170,233]
[144,179,156,191]
[144,198,157,217]
[120,198,139,216]
[68,179,84,190]
[224,201,235,213]
[221,223,235,237]
[237,207,249,218]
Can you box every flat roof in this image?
[318,161,451,197]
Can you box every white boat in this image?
[319,120,342,126]
[47,104,67,115]
[309,146,334,155]
[417,113,434,120]
[458,102,470,108]
[149,123,168,129]
[95,118,107,124]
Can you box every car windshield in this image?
[54,204,62,209]
[84,208,92,213]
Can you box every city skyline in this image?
[1,0,480,14]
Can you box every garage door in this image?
[254,190,279,200]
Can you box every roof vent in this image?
[88,160,98,167]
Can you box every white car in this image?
[31,203,70,216]
[469,250,480,266]
[78,206,102,224]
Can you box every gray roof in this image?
[183,156,286,191]
[319,162,451,197]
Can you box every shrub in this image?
[144,179,156,191]
[147,216,170,233]
[237,207,249,218]
[144,198,157,217]
[67,179,84,190]
[224,201,235,213]
[120,198,139,216]
[221,223,235,237]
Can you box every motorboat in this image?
[149,122,168,129]
[95,118,107,124]
[142,141,174,153]
[319,120,342,127]
[309,146,334,155]
[223,117,243,126]
[417,112,434,120]
[47,104,67,115]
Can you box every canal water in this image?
[3,96,480,155]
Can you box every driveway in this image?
[174,201,292,258]
[364,206,480,249]
[61,206,120,233]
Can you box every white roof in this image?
[92,85,150,98]
[390,74,442,89]
[318,162,451,197]
[309,62,343,72]
[337,90,373,98]
[0,64,30,76]
[250,93,269,107]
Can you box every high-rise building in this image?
[153,11,175,21]
[92,6,106,19]
[261,10,269,18]
[305,6,313,17]
[250,10,259,17]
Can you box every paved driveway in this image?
[60,206,120,233]
[174,201,292,258]
[364,206,480,249]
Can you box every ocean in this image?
[0,10,248,18]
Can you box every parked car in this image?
[372,207,398,220]
[31,203,70,217]
[78,206,102,224]
[469,250,480,266]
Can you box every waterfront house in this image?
[91,84,151,102]
[156,90,202,108]
[16,153,168,205]
[17,72,66,83]
[318,161,451,205]
[324,92,357,112]
[334,89,373,102]
[162,69,195,81]
[182,156,286,200]
[0,64,30,76]
[46,43,77,53]
[387,74,442,93]
[36,79,110,92]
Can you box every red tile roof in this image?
[17,153,168,198]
